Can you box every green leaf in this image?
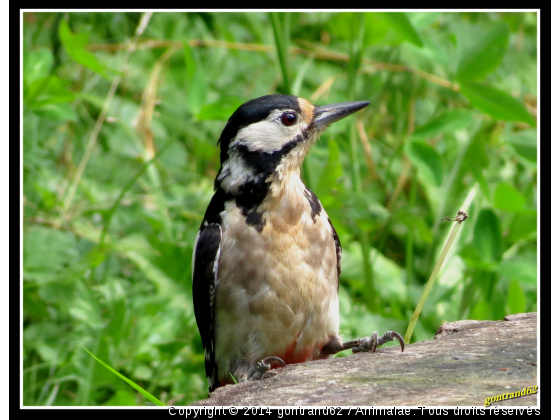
[82,346,165,406]
[507,279,526,314]
[186,67,208,115]
[508,210,537,242]
[381,13,423,47]
[473,170,491,200]
[408,12,441,28]
[341,242,405,301]
[327,190,389,231]
[317,139,344,199]
[456,22,509,81]
[58,19,112,79]
[331,13,390,45]
[31,102,78,121]
[469,299,492,321]
[405,140,444,187]
[24,48,54,83]
[24,226,80,281]
[133,364,153,380]
[411,109,473,140]
[103,390,137,406]
[473,208,502,262]
[496,255,537,287]
[493,183,526,212]
[25,76,75,107]
[459,82,536,127]
[463,127,490,171]
[504,129,537,163]
[196,97,243,121]
[183,41,196,84]
[363,13,390,45]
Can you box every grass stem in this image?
[404,211,468,344]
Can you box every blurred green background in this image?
[23,12,538,406]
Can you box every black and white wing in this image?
[192,219,222,392]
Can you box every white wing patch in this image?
[191,229,201,279]
[210,224,223,310]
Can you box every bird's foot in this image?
[249,356,286,381]
[344,331,405,354]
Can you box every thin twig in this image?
[356,119,377,181]
[310,75,335,102]
[87,38,460,92]
[86,37,537,115]
[133,46,179,242]
[88,39,274,53]
[136,46,179,157]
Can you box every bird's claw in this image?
[351,331,405,354]
[249,356,286,381]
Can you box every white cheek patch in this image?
[231,110,306,154]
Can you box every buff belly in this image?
[214,197,339,383]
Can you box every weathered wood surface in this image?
[192,312,538,407]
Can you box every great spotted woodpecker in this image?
[192,94,404,393]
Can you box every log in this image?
[192,312,538,407]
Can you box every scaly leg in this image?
[321,331,405,356]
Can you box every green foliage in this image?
[460,81,536,126]
[455,22,509,82]
[380,13,424,47]
[23,12,538,406]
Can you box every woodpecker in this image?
[192,94,404,393]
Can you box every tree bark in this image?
[192,312,538,407]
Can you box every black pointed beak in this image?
[312,101,370,132]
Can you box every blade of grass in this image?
[404,210,469,344]
[81,346,165,406]
[345,13,376,310]
[292,54,314,96]
[347,13,366,192]
[423,130,475,273]
[406,176,418,286]
[78,334,99,405]
[269,12,291,94]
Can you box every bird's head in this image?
[215,94,369,194]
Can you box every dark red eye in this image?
[281,112,297,126]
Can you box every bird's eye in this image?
[281,112,297,126]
